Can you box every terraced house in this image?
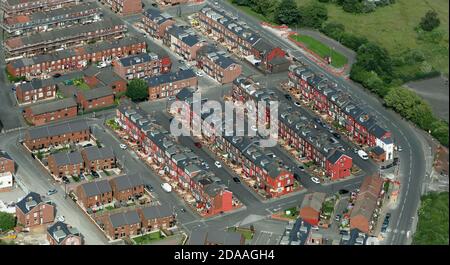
[7,36,146,78]
[100,209,141,240]
[116,102,234,215]
[197,5,289,73]
[288,64,394,161]
[113,52,171,80]
[23,97,78,126]
[47,150,84,177]
[0,0,78,16]
[163,24,206,61]
[142,7,175,39]
[15,78,57,104]
[0,2,102,35]
[196,45,242,84]
[4,17,126,58]
[81,146,116,173]
[137,205,175,233]
[146,68,197,100]
[76,86,114,111]
[109,173,145,202]
[99,0,142,16]
[23,119,90,150]
[76,179,113,209]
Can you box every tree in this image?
[342,0,364,13]
[126,79,148,102]
[274,0,301,25]
[355,42,393,81]
[299,2,328,29]
[321,22,345,40]
[254,0,278,18]
[419,10,440,32]
[0,212,15,232]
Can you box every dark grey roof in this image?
[108,209,140,228]
[371,146,385,155]
[80,86,113,101]
[47,221,81,244]
[252,38,275,54]
[27,119,89,140]
[166,25,201,47]
[145,69,196,87]
[198,45,237,69]
[118,53,159,67]
[95,69,124,85]
[111,173,145,191]
[144,8,173,25]
[80,179,112,197]
[188,228,243,245]
[16,192,43,214]
[140,205,173,220]
[327,150,347,164]
[29,98,77,115]
[83,146,114,161]
[0,150,13,160]
[175,87,195,101]
[369,124,388,139]
[51,151,83,166]
[18,78,55,92]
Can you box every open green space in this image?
[291,34,348,67]
[413,192,449,245]
[133,231,164,245]
[280,207,299,220]
[227,227,254,240]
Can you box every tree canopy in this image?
[419,10,440,32]
[0,212,15,232]
[126,79,149,102]
[274,0,301,25]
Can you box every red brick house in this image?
[113,53,171,80]
[142,8,176,39]
[76,179,113,209]
[164,25,206,61]
[81,146,116,173]
[197,45,242,84]
[23,98,78,126]
[76,86,115,111]
[99,0,142,16]
[299,192,326,226]
[7,37,146,78]
[0,150,15,174]
[47,151,84,178]
[146,69,197,100]
[15,79,57,104]
[15,192,55,228]
[325,150,352,180]
[137,205,176,233]
[109,173,145,202]
[23,120,91,151]
[0,0,78,16]
[350,175,384,234]
[83,66,128,94]
[101,209,142,240]
[47,221,83,245]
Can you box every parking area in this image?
[249,219,286,245]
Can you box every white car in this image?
[312,225,319,231]
[250,125,258,131]
[97,61,107,68]
[56,215,65,222]
[195,70,204,77]
[397,145,403,152]
[294,101,301,107]
[214,161,222,168]
[119,144,127,150]
[310,177,320,184]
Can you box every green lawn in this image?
[322,0,449,75]
[227,227,254,240]
[291,34,348,68]
[133,231,163,245]
[413,192,449,245]
[280,207,299,220]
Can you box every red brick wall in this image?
[148,76,198,100]
[23,105,78,126]
[78,93,115,111]
[24,128,90,151]
[16,203,55,228]
[0,158,15,174]
[16,84,56,104]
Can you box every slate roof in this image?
[83,146,114,161]
[118,53,159,67]
[350,175,384,221]
[29,98,77,115]
[95,69,124,86]
[16,192,43,214]
[108,209,140,228]
[144,7,173,25]
[79,179,112,197]
[0,150,13,160]
[140,205,173,220]
[18,78,55,92]
[145,69,196,87]
[51,151,83,166]
[300,192,326,212]
[27,119,89,140]
[47,221,81,244]
[79,86,113,101]
[111,173,145,191]
[327,150,347,164]
[198,45,237,69]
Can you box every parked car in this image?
[294,101,301,107]
[194,142,202,148]
[145,184,153,191]
[56,215,65,222]
[335,214,341,222]
[52,73,61,78]
[312,226,319,231]
[338,189,349,195]
[310,177,320,184]
[97,61,107,68]
[168,96,176,101]
[357,150,369,160]
[119,144,127,150]
[195,70,204,77]
[47,189,57,196]
[180,208,186,213]
[332,132,341,139]
[397,145,403,152]
[61,176,69,184]
[232,177,241,183]
[284,94,292,100]
[161,183,172,193]
[91,171,99,178]
[214,161,222,168]
[84,143,93,147]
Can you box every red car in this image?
[194,142,202,148]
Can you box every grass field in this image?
[413,192,449,245]
[133,231,163,245]
[291,34,348,68]
[321,0,449,75]
[227,227,254,240]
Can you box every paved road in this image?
[214,0,430,245]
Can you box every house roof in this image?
[198,45,237,69]
[144,7,173,25]
[111,173,145,191]
[188,228,244,245]
[327,150,347,164]
[350,175,384,221]
[80,179,112,197]
[16,192,43,214]
[300,192,326,212]
[0,150,13,161]
[47,221,80,244]
[51,151,83,166]
[145,69,196,88]
[83,146,114,161]
[27,119,89,140]
[371,146,385,156]
[118,53,159,67]
[28,98,77,115]
[95,69,124,86]
[79,86,113,101]
[108,209,140,228]
[140,205,173,220]
[18,78,55,92]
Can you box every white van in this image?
[358,150,369,160]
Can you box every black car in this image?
[339,230,349,235]
[180,208,186,213]
[232,177,241,183]
[338,189,349,195]
[284,94,292,100]
[91,171,99,178]
[145,184,153,191]
[332,133,341,139]
[52,73,61,78]
[62,176,69,184]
